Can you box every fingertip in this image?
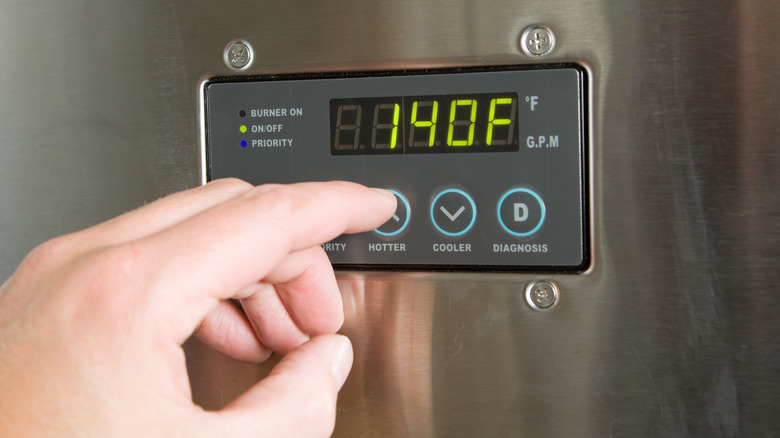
[371,187,397,200]
[330,335,353,389]
[211,334,354,437]
[371,187,399,216]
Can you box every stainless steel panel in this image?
[1,1,778,436]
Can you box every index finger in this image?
[135,181,396,342]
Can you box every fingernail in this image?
[331,335,353,389]
[371,187,396,200]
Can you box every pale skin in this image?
[0,179,396,437]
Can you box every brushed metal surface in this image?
[1,1,778,436]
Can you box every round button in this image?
[374,189,411,237]
[430,189,477,237]
[497,188,546,237]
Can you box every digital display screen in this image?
[330,93,519,155]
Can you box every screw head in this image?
[519,25,556,57]
[225,41,252,70]
[525,280,560,310]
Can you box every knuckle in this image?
[12,238,146,331]
[62,243,147,322]
[20,234,80,274]
[247,185,300,229]
[210,305,240,342]
[57,242,148,303]
[24,235,145,287]
[90,243,147,285]
[208,177,253,194]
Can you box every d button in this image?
[497,188,546,237]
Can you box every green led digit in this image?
[409,100,438,147]
[486,97,517,146]
[371,103,400,150]
[447,99,477,147]
[334,104,362,150]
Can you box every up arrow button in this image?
[374,190,411,237]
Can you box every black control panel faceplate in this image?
[204,65,588,271]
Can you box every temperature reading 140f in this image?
[330,93,520,155]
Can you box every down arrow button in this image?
[430,189,476,237]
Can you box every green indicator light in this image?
[239,125,248,133]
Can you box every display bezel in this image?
[329,92,521,155]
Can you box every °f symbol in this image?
[525,96,539,111]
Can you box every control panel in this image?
[204,65,588,271]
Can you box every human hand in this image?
[0,179,396,437]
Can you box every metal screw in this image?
[519,25,556,57]
[525,280,560,310]
[225,41,252,70]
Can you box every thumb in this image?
[207,334,353,438]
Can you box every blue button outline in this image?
[374,189,411,237]
[430,188,477,237]
[497,188,546,237]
